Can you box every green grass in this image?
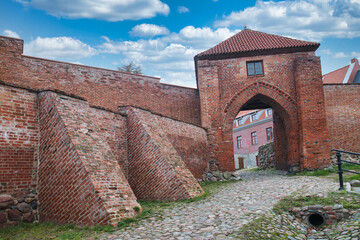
[291,163,360,180]
[0,222,114,240]
[273,191,360,214]
[233,190,360,239]
[342,163,360,181]
[0,180,239,240]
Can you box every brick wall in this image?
[38,92,140,226]
[153,112,208,179]
[197,52,331,172]
[0,85,38,197]
[324,84,360,153]
[0,36,201,126]
[126,108,204,201]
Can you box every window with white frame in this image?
[247,61,263,76]
[237,136,242,149]
[251,132,257,145]
[266,127,273,141]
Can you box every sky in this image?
[0,0,359,88]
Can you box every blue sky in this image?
[1,0,359,88]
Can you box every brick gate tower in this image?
[195,29,331,172]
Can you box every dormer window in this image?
[247,61,263,76]
[250,113,257,122]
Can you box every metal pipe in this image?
[336,151,344,190]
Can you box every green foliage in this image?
[117,61,142,74]
[133,206,141,213]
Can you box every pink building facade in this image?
[233,108,273,169]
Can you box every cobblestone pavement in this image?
[102,171,360,240]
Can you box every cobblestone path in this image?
[103,171,345,240]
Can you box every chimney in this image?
[351,58,358,64]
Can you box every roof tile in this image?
[196,29,320,59]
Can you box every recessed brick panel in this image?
[324,84,360,153]
[0,85,38,196]
[126,108,204,201]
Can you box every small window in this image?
[237,136,242,149]
[267,109,272,116]
[266,127,273,141]
[247,61,263,76]
[236,117,243,126]
[250,113,257,122]
[251,132,257,145]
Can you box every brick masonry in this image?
[38,92,141,226]
[324,84,360,153]
[0,85,38,197]
[196,52,331,172]
[0,36,201,126]
[0,34,359,227]
[126,107,204,201]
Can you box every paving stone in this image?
[99,171,359,240]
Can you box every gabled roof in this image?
[323,58,360,84]
[236,110,256,119]
[195,29,320,60]
[322,65,349,84]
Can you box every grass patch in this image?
[273,191,360,214]
[233,190,360,239]
[0,222,114,240]
[291,163,360,179]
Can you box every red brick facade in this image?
[0,31,359,227]
[196,52,331,172]
[0,85,38,197]
[324,84,360,153]
[126,108,204,200]
[0,36,201,126]
[38,92,141,226]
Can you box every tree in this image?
[117,61,142,74]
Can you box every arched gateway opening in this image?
[223,83,300,171]
[230,94,295,170]
[195,29,331,173]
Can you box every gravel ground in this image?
[100,170,359,240]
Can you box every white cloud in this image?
[321,49,333,55]
[24,36,97,60]
[17,0,169,21]
[2,30,20,38]
[130,24,169,37]
[99,26,238,87]
[334,52,348,58]
[351,51,360,58]
[178,6,189,13]
[163,26,238,49]
[214,0,360,41]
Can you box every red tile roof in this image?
[195,29,320,60]
[236,110,257,118]
[322,65,349,84]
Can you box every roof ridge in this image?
[195,29,320,60]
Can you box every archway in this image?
[222,83,300,172]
